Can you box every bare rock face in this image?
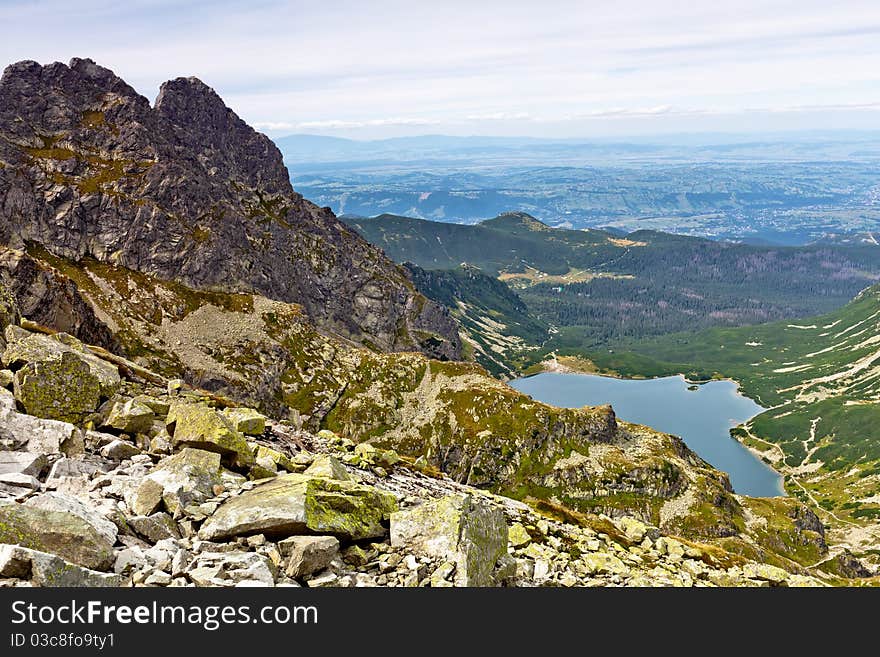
[0,247,116,350]
[0,58,461,360]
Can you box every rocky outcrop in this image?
[0,248,116,350]
[0,58,461,360]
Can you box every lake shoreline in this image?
[510,369,786,498]
[529,353,746,392]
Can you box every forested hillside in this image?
[346,212,880,345]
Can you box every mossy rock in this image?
[103,398,155,434]
[166,402,254,469]
[0,504,114,571]
[198,473,398,541]
[304,455,352,481]
[223,407,267,435]
[0,284,20,331]
[3,331,120,399]
[390,494,507,586]
[13,352,102,424]
[250,443,297,473]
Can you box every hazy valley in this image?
[282,134,880,245]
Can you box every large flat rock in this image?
[0,502,115,570]
[199,473,397,541]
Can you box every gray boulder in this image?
[102,398,155,435]
[128,447,224,516]
[390,494,507,587]
[198,473,397,541]
[0,451,47,477]
[0,502,115,570]
[0,544,122,586]
[24,492,118,544]
[279,535,340,578]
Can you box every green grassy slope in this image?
[583,285,880,528]
[404,263,548,376]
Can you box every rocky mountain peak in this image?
[154,75,292,194]
[0,58,461,360]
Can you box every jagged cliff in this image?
[0,58,460,359]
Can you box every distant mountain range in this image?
[277,131,880,165]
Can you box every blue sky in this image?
[2,0,880,139]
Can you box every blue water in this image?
[509,372,784,497]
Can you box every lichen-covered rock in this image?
[0,282,20,331]
[390,494,507,586]
[251,443,298,473]
[127,477,164,517]
[132,448,225,516]
[223,408,266,435]
[166,403,254,469]
[742,562,789,584]
[103,398,155,435]
[136,396,170,417]
[304,455,352,481]
[0,544,122,586]
[508,522,531,548]
[23,492,118,546]
[198,473,397,541]
[581,552,629,576]
[13,351,102,423]
[353,443,400,469]
[0,503,115,570]
[250,456,278,480]
[613,516,655,543]
[128,512,181,542]
[3,331,120,397]
[279,535,339,578]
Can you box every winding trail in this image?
[739,424,856,528]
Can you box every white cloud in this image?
[2,1,880,137]
[465,112,532,121]
[252,121,298,131]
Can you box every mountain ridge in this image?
[345,211,880,348]
[0,58,461,360]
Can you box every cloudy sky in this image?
[2,0,880,139]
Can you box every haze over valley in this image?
[283,133,880,245]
